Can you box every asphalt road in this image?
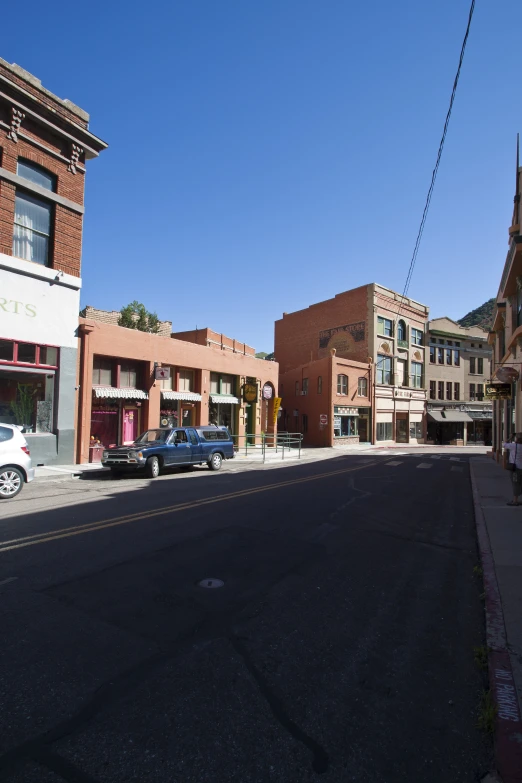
[0,452,492,782]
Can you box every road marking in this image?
[386,461,403,466]
[0,461,377,554]
[417,463,433,469]
[0,576,18,586]
[451,466,464,472]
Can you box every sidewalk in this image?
[470,456,522,783]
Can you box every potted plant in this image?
[10,384,35,433]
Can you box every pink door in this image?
[122,407,139,444]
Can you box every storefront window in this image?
[0,341,14,361]
[209,400,235,433]
[334,415,358,437]
[410,422,423,439]
[40,346,58,366]
[90,403,119,447]
[17,343,36,363]
[0,369,54,433]
[377,422,393,441]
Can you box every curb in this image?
[469,459,522,783]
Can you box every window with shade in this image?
[92,356,112,386]
[120,362,137,388]
[337,374,348,394]
[357,377,368,397]
[12,160,56,267]
[178,369,194,392]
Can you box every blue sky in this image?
[2,1,520,351]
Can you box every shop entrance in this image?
[396,413,408,443]
[122,406,140,444]
[245,403,255,435]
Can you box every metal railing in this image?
[231,432,303,463]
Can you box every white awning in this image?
[210,394,240,404]
[93,387,149,400]
[161,391,202,402]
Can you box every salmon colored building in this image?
[76,315,278,464]
[275,283,429,445]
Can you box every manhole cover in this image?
[198,578,224,589]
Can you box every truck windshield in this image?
[135,429,170,444]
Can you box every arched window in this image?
[337,374,348,395]
[398,320,406,341]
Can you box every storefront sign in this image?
[320,414,328,425]
[485,383,512,400]
[262,384,273,400]
[154,366,170,381]
[243,383,258,403]
[272,397,282,423]
[394,388,413,398]
[494,367,519,383]
[1,264,80,348]
[334,406,358,415]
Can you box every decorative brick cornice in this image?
[6,107,24,142]
[67,143,83,174]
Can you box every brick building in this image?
[275,283,429,445]
[425,318,492,445]
[0,59,106,463]
[77,312,278,463]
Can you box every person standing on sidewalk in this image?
[503,434,522,505]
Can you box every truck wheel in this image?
[208,453,222,471]
[146,456,160,479]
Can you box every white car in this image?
[0,424,35,499]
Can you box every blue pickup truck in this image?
[101,426,234,478]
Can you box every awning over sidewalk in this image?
[210,394,240,404]
[161,391,202,402]
[428,410,473,423]
[93,387,149,400]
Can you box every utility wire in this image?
[395,0,475,324]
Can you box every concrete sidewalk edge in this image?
[470,459,522,783]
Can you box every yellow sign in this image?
[273,397,282,424]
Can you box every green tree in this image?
[118,301,160,333]
[255,352,268,359]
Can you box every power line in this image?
[395,0,476,323]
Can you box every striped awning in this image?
[93,387,149,400]
[210,394,240,404]
[161,391,202,402]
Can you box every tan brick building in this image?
[275,283,429,445]
[0,59,106,464]
[425,318,492,445]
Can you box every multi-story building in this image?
[76,310,278,463]
[489,149,522,452]
[275,283,429,445]
[0,59,106,464]
[426,318,492,445]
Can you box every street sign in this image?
[154,366,170,381]
[485,383,512,400]
[494,367,519,383]
[320,414,328,425]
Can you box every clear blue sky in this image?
[2,1,520,351]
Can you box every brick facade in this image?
[172,328,256,357]
[0,57,106,277]
[81,306,173,338]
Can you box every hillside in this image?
[458,298,495,330]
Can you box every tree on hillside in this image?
[458,298,495,330]
[119,301,160,333]
[255,352,268,359]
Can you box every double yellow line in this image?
[0,461,376,554]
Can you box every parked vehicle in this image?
[101,426,234,477]
[0,424,35,499]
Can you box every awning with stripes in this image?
[161,391,202,402]
[93,387,149,400]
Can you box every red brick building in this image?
[275,283,429,445]
[77,313,278,463]
[0,59,106,464]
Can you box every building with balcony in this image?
[489,145,522,452]
[274,283,429,444]
[425,318,492,445]
[0,59,107,464]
